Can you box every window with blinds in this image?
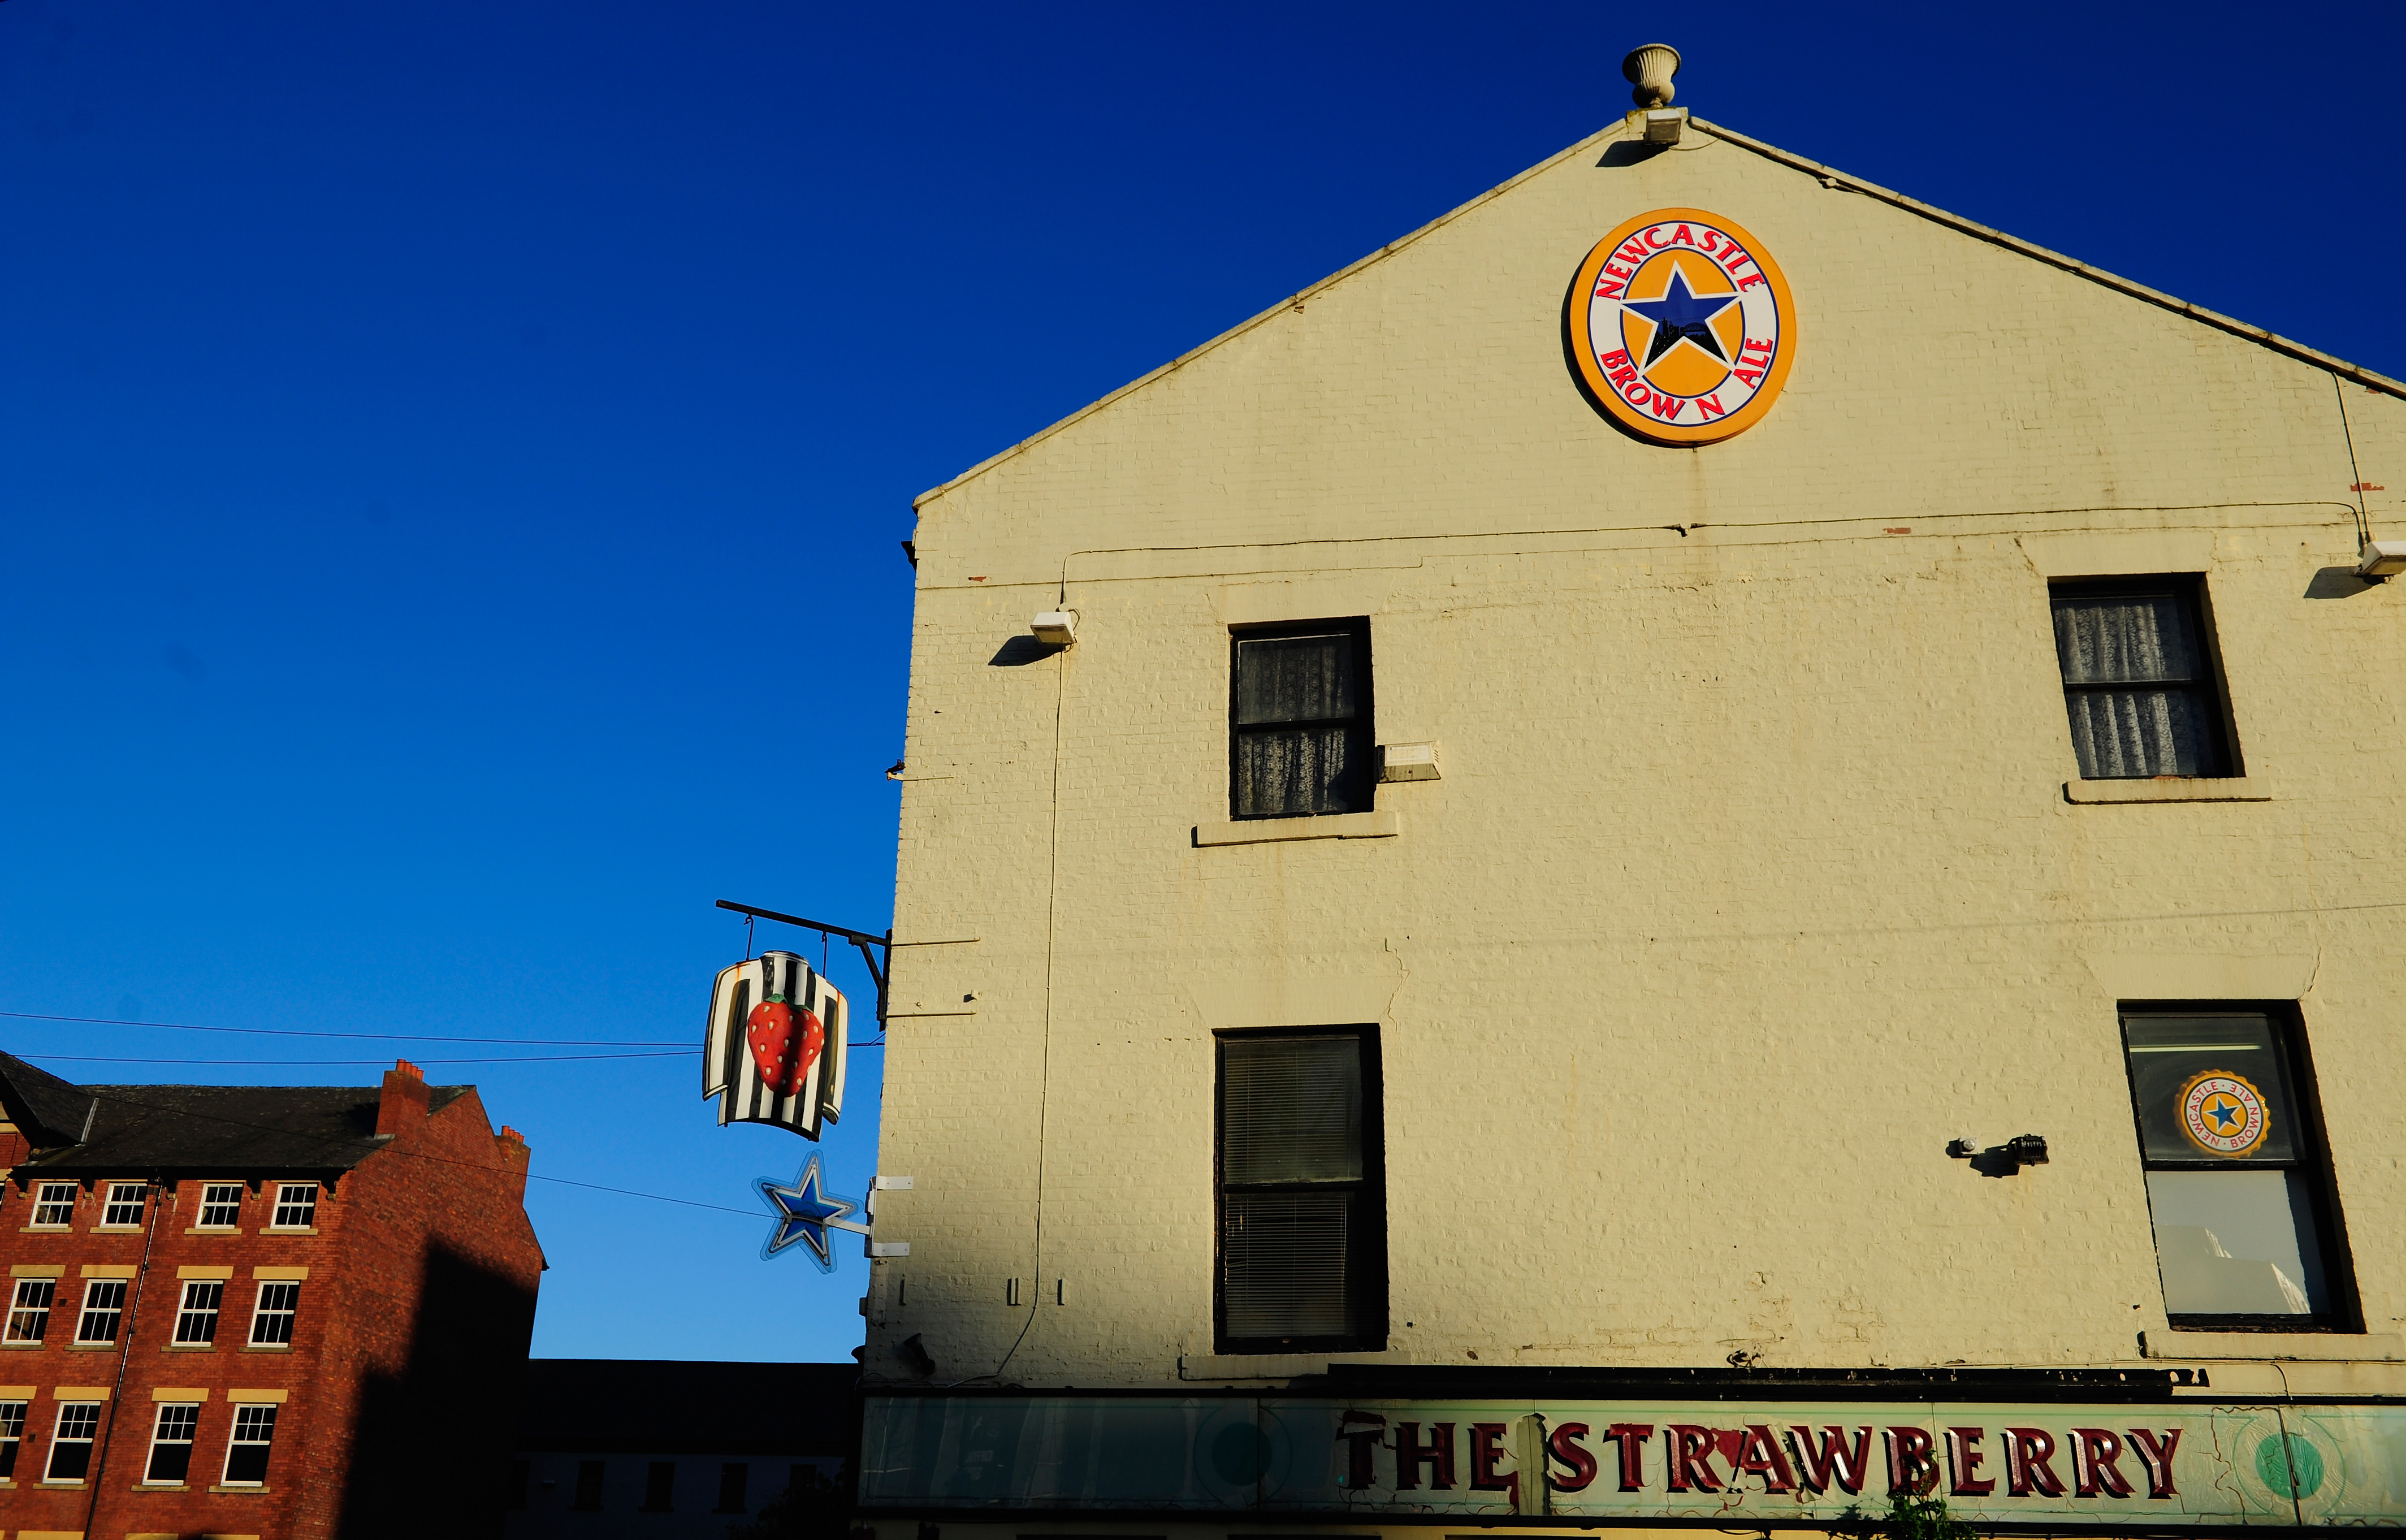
[1215,1029,1386,1352]
[1230,620,1374,819]
[2049,578,2238,778]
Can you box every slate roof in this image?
[0,1051,468,1176]
[516,1359,858,1456]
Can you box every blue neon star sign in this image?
[754,1153,869,1270]
[1622,266,1739,367]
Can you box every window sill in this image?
[1194,810,1400,846]
[38,1478,88,1488]
[211,1482,269,1494]
[92,1225,144,1234]
[1,1340,46,1350]
[261,1226,317,1236]
[240,1344,293,1353]
[135,1480,191,1490]
[2142,1329,2404,1361]
[18,1226,71,1234]
[162,1344,215,1352]
[2065,777,2270,804]
[184,1227,244,1236]
[67,1342,121,1352]
[1179,1349,1410,1381]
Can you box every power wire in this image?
[0,1009,689,1048]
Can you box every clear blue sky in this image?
[3,1,2400,1365]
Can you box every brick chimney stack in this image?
[376,1058,431,1136]
[494,1124,532,1199]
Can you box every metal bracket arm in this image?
[717,899,891,1026]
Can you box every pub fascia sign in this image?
[860,1395,2390,1524]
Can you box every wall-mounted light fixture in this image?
[2356,540,2406,581]
[1031,610,1079,646]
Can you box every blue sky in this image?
[3,1,2400,1365]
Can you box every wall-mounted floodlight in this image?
[2356,540,2406,581]
[1643,107,1687,144]
[2003,1135,2050,1167]
[1031,610,1079,646]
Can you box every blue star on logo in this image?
[2205,1096,2244,1134]
[1622,266,1739,367]
[754,1153,868,1270]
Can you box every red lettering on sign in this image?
[1469,1423,1516,1500]
[1719,244,1754,272]
[1548,1422,1599,1493]
[1665,1425,1724,1492]
[1790,1426,1872,1494]
[2126,1427,2182,1498]
[1698,230,1720,254]
[1619,241,1650,267]
[1885,1427,1939,1495]
[2005,1427,2067,1498]
[1395,1422,1456,1490]
[1643,390,1686,422]
[1742,337,1776,357]
[1946,1428,1997,1496]
[1733,1425,1796,1492]
[1696,393,1728,419]
[1598,349,1632,369]
[1609,365,1641,389]
[1731,367,1765,389]
[1672,223,1697,246]
[1737,272,1766,290]
[1643,227,1668,248]
[1604,1423,1653,1491]
[2072,1428,2134,1498]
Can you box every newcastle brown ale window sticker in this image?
[1569,207,1795,445]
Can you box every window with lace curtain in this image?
[2049,577,2239,778]
[1230,620,1374,819]
[1215,1028,1386,1353]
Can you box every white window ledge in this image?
[1193,810,1400,846]
[2066,777,2270,804]
[1178,1349,1410,1381]
[2142,1330,2403,1361]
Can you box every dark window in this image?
[6,1279,54,1343]
[175,1280,224,1344]
[249,1281,300,1344]
[1214,1029,1386,1353]
[2050,577,2236,778]
[146,1402,199,1483]
[716,1461,751,1512]
[642,1460,676,1511]
[1230,620,1374,819]
[2122,1007,2354,1330]
[0,1399,24,1478]
[197,1183,244,1227]
[47,1401,99,1482]
[101,1181,147,1226]
[75,1279,126,1343]
[31,1182,75,1227]
[271,1183,318,1229]
[573,1459,607,1510]
[222,1404,277,1486]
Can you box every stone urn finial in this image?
[1622,44,1681,109]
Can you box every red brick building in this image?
[0,1050,544,1540]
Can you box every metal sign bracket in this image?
[716,899,890,1026]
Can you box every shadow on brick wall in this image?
[336,1243,538,1539]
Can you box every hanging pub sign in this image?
[703,950,849,1140]
[754,1152,869,1272]
[1568,206,1795,446]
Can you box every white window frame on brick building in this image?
[75,1278,127,1344]
[175,1279,224,1345]
[145,1401,200,1485]
[267,1182,317,1231]
[220,1403,276,1486]
[5,1278,55,1343]
[45,1400,99,1482]
[0,1398,23,1478]
[197,1182,244,1229]
[98,1180,148,1229]
[29,1182,75,1228]
[249,1281,300,1346]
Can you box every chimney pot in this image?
[377,1060,434,1136]
[1623,43,1681,109]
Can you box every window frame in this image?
[0,1398,24,1478]
[2048,574,2242,780]
[1227,617,1377,821]
[196,1183,244,1229]
[220,1403,277,1486]
[174,1279,225,1345]
[45,1400,100,1482]
[248,1281,300,1346]
[98,1180,148,1229]
[267,1182,318,1231]
[1211,1024,1389,1356]
[29,1182,76,1229]
[715,1460,751,1513]
[144,1400,200,1484]
[571,1457,606,1511]
[642,1458,677,1512]
[2120,1001,2359,1333]
[5,1278,55,1343]
[74,1278,127,1344]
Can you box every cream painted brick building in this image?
[854,76,2406,1537]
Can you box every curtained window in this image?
[2050,578,2236,778]
[1215,1029,1386,1352]
[1230,620,1374,818]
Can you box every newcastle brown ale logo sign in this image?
[1569,206,1795,445]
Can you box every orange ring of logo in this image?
[1568,206,1797,445]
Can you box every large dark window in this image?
[2121,1007,2353,1330]
[2050,578,2237,778]
[1214,1029,1386,1352]
[1230,620,1374,819]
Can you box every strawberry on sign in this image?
[704,950,849,1139]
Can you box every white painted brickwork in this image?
[866,111,2406,1390]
